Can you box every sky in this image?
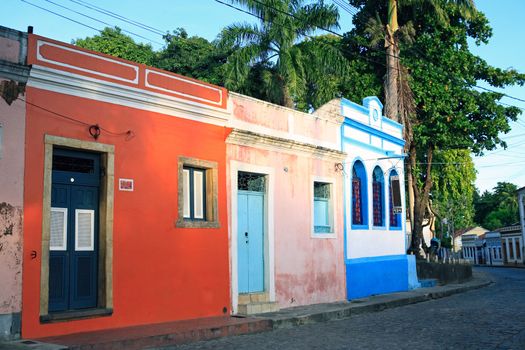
[2,0,524,193]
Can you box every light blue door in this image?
[238,190,264,293]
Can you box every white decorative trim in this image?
[37,40,139,84]
[229,161,275,314]
[50,207,68,251]
[27,65,230,127]
[311,175,337,239]
[75,209,95,251]
[226,129,346,161]
[145,69,223,106]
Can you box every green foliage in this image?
[474,182,519,230]
[219,0,348,108]
[154,28,230,85]
[431,150,476,232]
[73,27,155,65]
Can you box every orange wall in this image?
[22,87,231,338]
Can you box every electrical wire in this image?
[19,97,133,137]
[68,0,166,36]
[42,0,163,45]
[21,0,102,33]
[215,0,525,111]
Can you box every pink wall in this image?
[0,85,25,315]
[228,94,346,308]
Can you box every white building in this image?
[339,96,419,300]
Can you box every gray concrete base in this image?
[0,312,20,341]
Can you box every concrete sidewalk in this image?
[1,272,491,350]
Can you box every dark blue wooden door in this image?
[49,149,100,312]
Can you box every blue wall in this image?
[345,255,409,300]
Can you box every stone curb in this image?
[267,278,492,330]
[0,279,492,349]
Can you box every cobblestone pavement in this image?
[163,268,525,350]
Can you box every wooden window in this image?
[372,166,385,227]
[182,167,206,221]
[351,160,368,228]
[313,182,333,234]
[177,157,219,228]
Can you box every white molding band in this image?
[27,65,230,127]
[37,40,139,84]
[227,128,346,161]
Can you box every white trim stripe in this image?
[145,69,223,106]
[37,40,139,84]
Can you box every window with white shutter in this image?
[50,207,68,251]
[75,209,94,251]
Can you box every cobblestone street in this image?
[166,268,525,350]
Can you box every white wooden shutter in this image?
[193,170,204,219]
[183,169,190,218]
[50,207,67,251]
[75,209,94,251]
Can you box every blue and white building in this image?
[340,96,419,300]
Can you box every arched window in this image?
[351,160,368,227]
[372,166,384,227]
[389,170,402,229]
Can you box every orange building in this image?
[20,33,231,338]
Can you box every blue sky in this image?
[2,0,524,193]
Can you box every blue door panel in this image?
[247,193,264,292]
[69,185,98,309]
[237,191,264,294]
[237,193,249,293]
[49,149,99,312]
[49,184,70,312]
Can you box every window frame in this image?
[372,166,386,228]
[176,156,219,229]
[351,160,368,229]
[311,177,336,238]
[388,169,403,230]
[182,167,207,221]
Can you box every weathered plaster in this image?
[0,89,25,319]
[0,203,23,314]
[227,94,347,310]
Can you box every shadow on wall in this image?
[416,261,472,284]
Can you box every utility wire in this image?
[21,0,102,33]
[332,0,358,17]
[42,0,163,45]
[19,97,133,137]
[68,0,166,36]
[216,0,525,110]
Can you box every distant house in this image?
[496,224,523,265]
[517,186,525,263]
[453,226,488,253]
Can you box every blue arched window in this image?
[351,160,368,228]
[389,170,402,229]
[372,166,385,227]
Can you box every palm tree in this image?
[383,0,476,123]
[220,0,347,108]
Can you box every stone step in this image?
[419,279,438,288]
[238,292,269,304]
[237,302,280,315]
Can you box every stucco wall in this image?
[227,94,346,310]
[0,91,25,318]
[342,144,406,259]
[22,87,231,338]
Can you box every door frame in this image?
[39,135,114,320]
[229,161,275,314]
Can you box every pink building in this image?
[0,26,28,340]
[226,95,347,314]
